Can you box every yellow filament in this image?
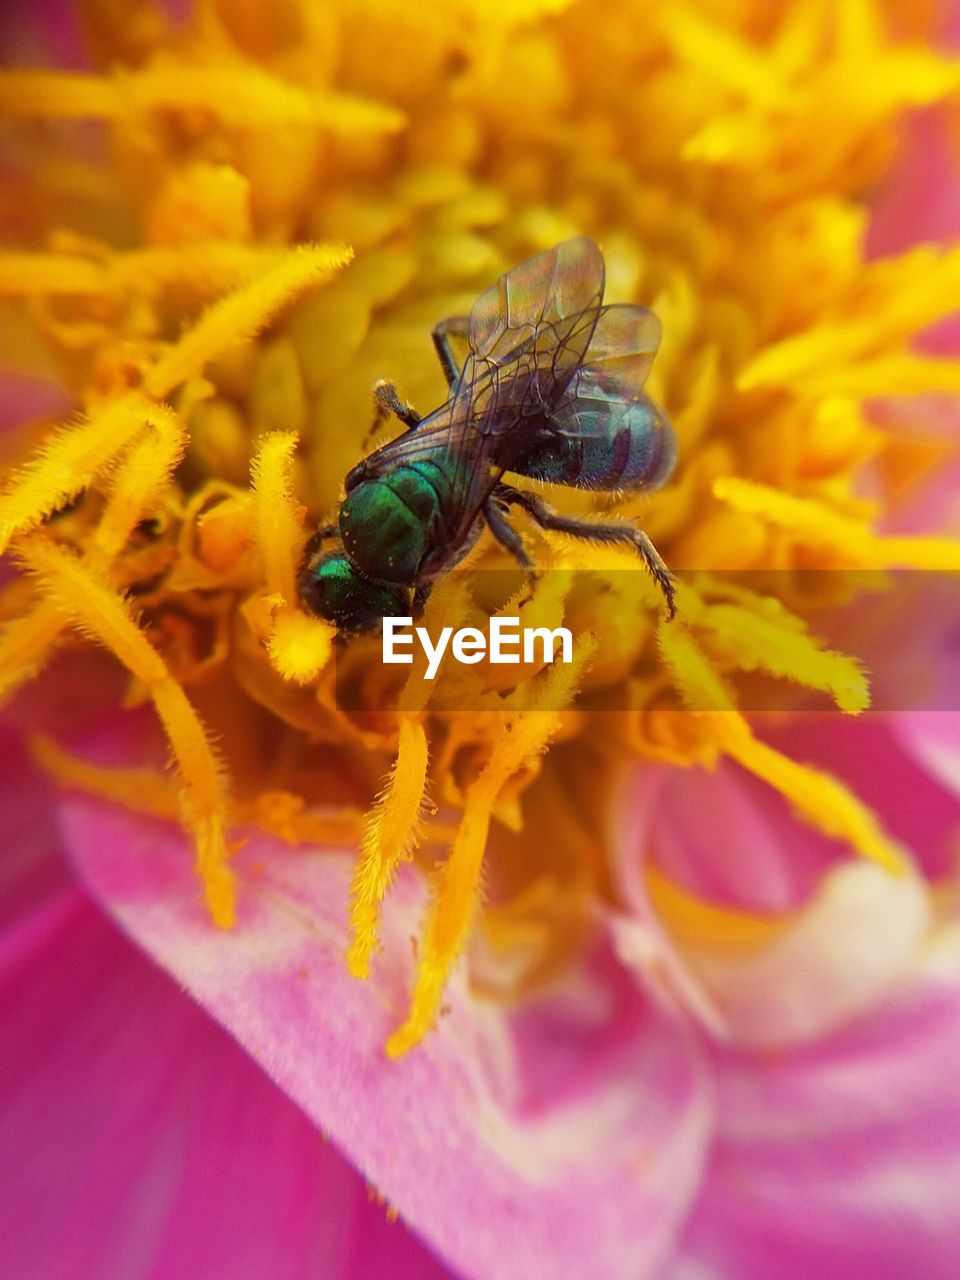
[0,606,70,704]
[93,404,186,559]
[658,622,737,713]
[347,718,431,980]
[250,431,336,682]
[719,723,910,878]
[387,640,595,1056]
[714,476,960,569]
[30,734,182,822]
[659,624,907,877]
[143,245,353,401]
[0,245,340,303]
[17,537,234,926]
[250,432,303,604]
[645,863,787,950]
[0,404,187,701]
[697,603,870,715]
[0,68,405,134]
[0,393,151,555]
[30,734,380,848]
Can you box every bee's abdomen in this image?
[340,461,445,585]
[518,391,676,492]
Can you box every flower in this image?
[0,720,453,1280]
[1,1,960,1277]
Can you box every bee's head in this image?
[297,551,410,634]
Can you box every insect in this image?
[298,236,677,632]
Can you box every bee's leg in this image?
[432,316,469,389]
[483,497,534,571]
[372,379,422,429]
[412,581,433,617]
[497,487,677,619]
[484,497,544,604]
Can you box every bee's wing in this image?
[466,236,605,367]
[370,239,606,554]
[549,303,663,439]
[356,240,610,569]
[451,236,606,430]
[579,303,662,386]
[363,238,609,470]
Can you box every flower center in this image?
[1,0,959,1052]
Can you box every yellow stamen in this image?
[697,602,870,715]
[739,245,960,391]
[0,68,406,134]
[645,863,787,950]
[714,477,960,569]
[657,622,737,713]
[387,639,596,1057]
[0,605,73,704]
[0,246,349,557]
[656,4,795,108]
[29,733,181,822]
[30,734,460,854]
[659,623,908,877]
[0,254,108,296]
[0,245,334,302]
[0,393,150,555]
[250,431,335,683]
[17,537,234,926]
[0,404,186,700]
[93,403,187,560]
[250,432,304,604]
[720,722,909,879]
[347,718,431,980]
[144,245,353,401]
[787,354,960,398]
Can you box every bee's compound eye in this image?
[298,552,408,634]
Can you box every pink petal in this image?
[762,716,959,880]
[665,947,960,1280]
[0,888,455,1280]
[0,0,86,70]
[0,726,74,936]
[611,755,931,1048]
[0,371,72,432]
[616,759,850,914]
[62,797,712,1280]
[0,735,454,1280]
[897,711,960,799]
[868,107,960,256]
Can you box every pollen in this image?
[0,0,957,1055]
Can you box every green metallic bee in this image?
[298,237,677,631]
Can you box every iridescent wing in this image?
[577,303,661,388]
[519,302,671,493]
[452,235,606,430]
[437,238,607,544]
[548,302,663,438]
[361,238,609,561]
